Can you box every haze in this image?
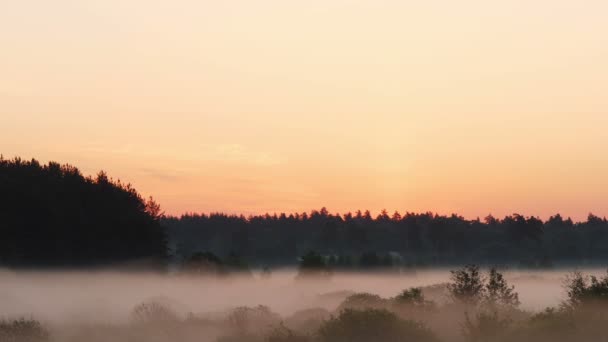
[2,0,608,220]
[0,269,596,324]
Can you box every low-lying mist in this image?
[0,268,575,323]
[2,267,607,342]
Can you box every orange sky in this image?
[2,0,608,220]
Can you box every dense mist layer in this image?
[3,268,608,342]
[0,268,599,323]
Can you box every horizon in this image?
[3,152,605,223]
[3,1,608,221]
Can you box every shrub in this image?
[462,311,511,342]
[266,324,310,342]
[317,309,438,342]
[284,308,331,333]
[336,293,387,312]
[226,305,281,336]
[394,288,431,306]
[563,270,608,309]
[391,287,437,318]
[131,300,180,324]
[0,318,49,342]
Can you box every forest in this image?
[2,157,608,342]
[2,156,608,270]
[166,209,608,269]
[0,157,167,267]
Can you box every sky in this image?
[1,0,608,220]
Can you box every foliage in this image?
[317,309,438,342]
[563,270,608,309]
[0,318,49,342]
[226,305,281,336]
[485,268,520,308]
[337,293,387,312]
[0,157,167,267]
[448,265,486,305]
[394,288,425,306]
[266,324,310,342]
[448,266,519,309]
[131,300,180,324]
[462,311,512,342]
[297,251,331,278]
[181,251,226,275]
[165,209,608,268]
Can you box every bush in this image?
[462,311,512,342]
[391,288,437,319]
[0,318,49,342]
[131,300,180,324]
[507,308,576,342]
[226,305,281,336]
[317,309,438,342]
[284,308,331,333]
[336,293,387,312]
[563,270,608,309]
[266,324,310,342]
[393,288,431,307]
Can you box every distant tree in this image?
[297,251,331,278]
[563,270,608,309]
[448,265,486,305]
[359,252,381,268]
[181,252,225,275]
[485,268,520,308]
[224,252,251,274]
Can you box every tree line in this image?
[166,208,608,268]
[2,156,608,269]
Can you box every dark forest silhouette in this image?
[2,156,608,269]
[0,157,167,267]
[167,208,608,268]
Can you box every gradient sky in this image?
[2,0,608,220]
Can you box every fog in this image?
[3,267,608,342]
[1,268,603,323]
